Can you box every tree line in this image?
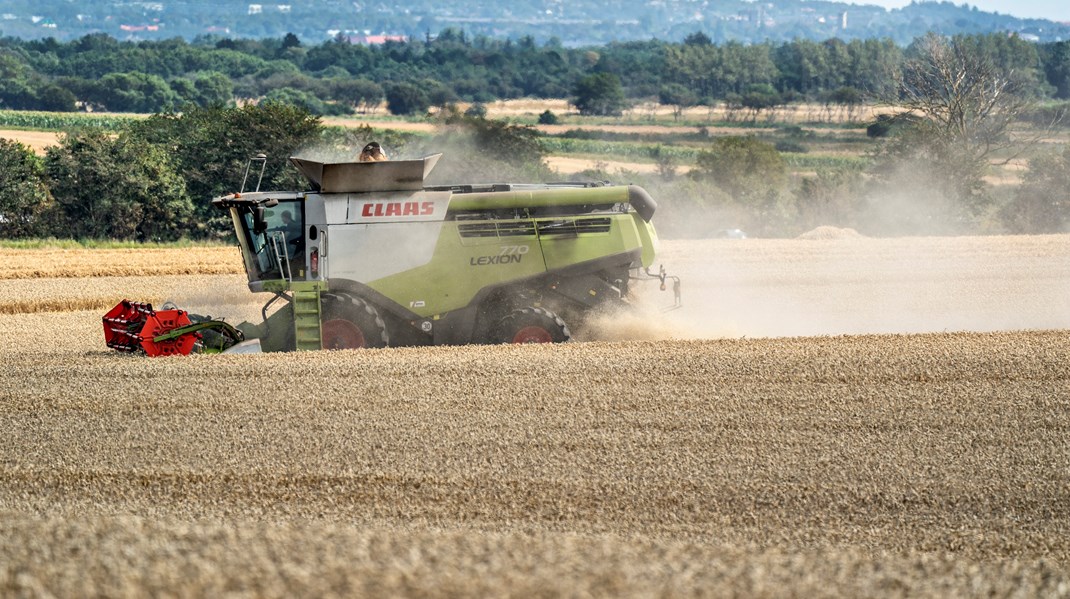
[0,102,561,241]
[3,30,1070,116]
[1,97,1066,242]
[1,31,1068,240]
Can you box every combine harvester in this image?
[103,153,680,356]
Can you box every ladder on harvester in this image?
[291,284,324,351]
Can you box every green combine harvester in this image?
[103,153,679,355]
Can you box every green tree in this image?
[45,130,193,241]
[419,115,551,183]
[0,77,36,110]
[464,102,487,118]
[658,83,698,121]
[264,86,349,116]
[385,81,431,116]
[29,83,77,112]
[0,139,52,238]
[795,167,865,230]
[328,78,384,113]
[571,72,626,116]
[820,86,864,122]
[89,72,180,112]
[1001,146,1070,233]
[738,83,783,121]
[693,136,788,211]
[873,32,1038,218]
[126,103,322,238]
[192,71,235,106]
[1040,40,1070,99]
[537,109,559,125]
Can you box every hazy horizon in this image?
[847,0,1070,22]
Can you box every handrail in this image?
[268,230,292,282]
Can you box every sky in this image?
[848,1,1070,22]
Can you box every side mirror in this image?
[254,206,267,234]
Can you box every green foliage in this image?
[571,72,626,117]
[663,41,779,101]
[774,140,808,153]
[686,138,800,235]
[264,86,350,116]
[88,72,180,112]
[867,32,1039,231]
[693,136,789,207]
[1001,146,1070,233]
[172,71,235,107]
[0,138,52,238]
[327,78,383,112]
[658,83,698,121]
[464,103,487,119]
[416,115,552,184]
[794,167,865,230]
[44,130,193,241]
[126,102,322,237]
[537,109,559,125]
[866,113,919,138]
[1040,41,1070,99]
[384,82,431,116]
[0,29,1063,124]
[0,110,133,131]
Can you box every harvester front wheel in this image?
[496,307,571,344]
[321,293,389,349]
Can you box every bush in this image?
[464,103,488,119]
[0,139,53,238]
[385,82,431,116]
[537,110,559,125]
[264,87,350,116]
[774,140,808,153]
[44,130,193,241]
[1000,146,1070,233]
[571,72,626,116]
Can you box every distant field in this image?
[6,102,1044,182]
[1,102,882,178]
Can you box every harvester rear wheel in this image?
[496,307,571,344]
[321,293,389,349]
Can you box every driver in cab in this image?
[279,210,302,260]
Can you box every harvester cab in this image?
[103,151,680,355]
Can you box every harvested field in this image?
[0,246,243,280]
[1,235,1069,596]
[0,129,59,154]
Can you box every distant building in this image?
[345,34,408,44]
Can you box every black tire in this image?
[495,307,571,344]
[320,292,389,349]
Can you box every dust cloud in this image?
[586,232,1070,340]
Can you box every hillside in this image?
[1,0,1068,44]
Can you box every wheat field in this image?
[1,235,1069,597]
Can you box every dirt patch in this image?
[0,129,60,154]
[797,225,864,240]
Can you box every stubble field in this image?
[1,235,1069,596]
